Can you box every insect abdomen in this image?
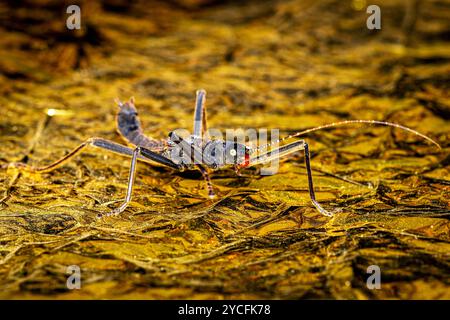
[116,99,165,151]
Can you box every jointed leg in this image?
[3,137,152,173]
[202,95,208,137]
[245,140,333,217]
[303,143,334,217]
[2,137,182,217]
[98,146,182,218]
[99,146,141,218]
[192,89,208,138]
[197,165,215,199]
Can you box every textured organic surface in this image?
[0,0,449,299]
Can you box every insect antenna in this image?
[253,120,441,154]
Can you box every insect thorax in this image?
[166,133,248,169]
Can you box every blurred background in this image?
[0,0,448,299]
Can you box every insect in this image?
[4,90,440,218]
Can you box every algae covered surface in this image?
[0,0,449,299]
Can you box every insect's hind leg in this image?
[2,138,137,173]
[2,137,183,218]
[2,138,144,173]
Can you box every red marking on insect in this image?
[241,151,250,168]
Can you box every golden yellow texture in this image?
[0,0,449,299]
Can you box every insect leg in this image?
[99,146,182,218]
[303,142,335,217]
[2,138,155,173]
[192,89,208,138]
[245,140,334,217]
[197,165,215,198]
[99,146,141,218]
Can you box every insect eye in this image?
[229,149,237,156]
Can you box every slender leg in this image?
[197,165,215,199]
[192,89,208,138]
[2,137,156,173]
[202,95,208,137]
[1,137,183,218]
[98,146,182,218]
[244,140,334,217]
[100,147,141,218]
[303,143,334,217]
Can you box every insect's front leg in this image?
[243,140,335,217]
[302,142,336,217]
